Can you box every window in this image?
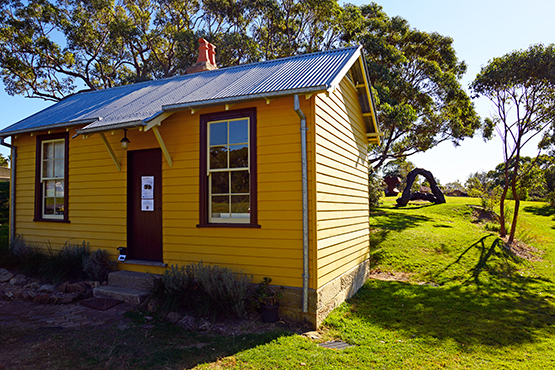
[199,108,258,227]
[35,133,69,222]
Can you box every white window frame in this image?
[207,117,250,224]
[40,138,65,219]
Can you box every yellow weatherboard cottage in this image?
[0,40,381,327]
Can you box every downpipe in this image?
[0,137,16,241]
[294,95,310,313]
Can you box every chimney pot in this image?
[187,38,218,74]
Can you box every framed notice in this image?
[141,176,154,199]
[141,199,154,211]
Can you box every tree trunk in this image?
[498,186,508,237]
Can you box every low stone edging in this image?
[0,267,103,305]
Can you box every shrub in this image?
[253,277,282,307]
[369,170,384,209]
[83,248,116,282]
[39,241,90,283]
[192,261,252,319]
[4,237,107,283]
[150,261,253,319]
[151,264,198,312]
[469,186,501,213]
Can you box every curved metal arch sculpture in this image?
[396,168,446,206]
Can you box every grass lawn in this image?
[1,197,554,369]
[195,197,555,369]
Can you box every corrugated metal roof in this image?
[1,45,371,136]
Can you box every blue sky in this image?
[1,0,554,184]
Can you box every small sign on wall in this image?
[141,176,154,198]
[141,176,154,211]
[142,199,154,211]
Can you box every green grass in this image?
[194,197,555,369]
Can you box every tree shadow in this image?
[345,276,555,349]
[523,204,555,217]
[370,211,431,233]
[434,235,524,285]
[369,209,432,266]
[346,234,555,349]
[523,205,555,228]
[47,317,295,369]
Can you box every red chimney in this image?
[186,38,218,74]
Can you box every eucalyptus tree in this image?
[471,44,555,243]
[340,3,481,170]
[1,0,481,173]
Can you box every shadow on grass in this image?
[523,204,555,217]
[343,276,555,349]
[524,205,555,228]
[341,234,555,349]
[369,209,432,266]
[370,211,431,233]
[14,319,294,370]
[435,235,525,285]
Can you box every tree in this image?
[382,158,415,193]
[465,171,499,212]
[471,44,555,244]
[0,153,8,167]
[340,3,481,169]
[487,156,549,200]
[0,0,342,101]
[1,1,481,174]
[443,180,464,193]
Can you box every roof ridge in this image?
[70,46,360,97]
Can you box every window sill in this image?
[197,223,261,228]
[33,218,70,223]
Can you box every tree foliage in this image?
[340,3,480,169]
[0,1,480,167]
[382,158,416,193]
[0,0,342,101]
[471,44,555,243]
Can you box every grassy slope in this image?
[197,197,555,369]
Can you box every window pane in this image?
[54,159,64,177]
[54,141,64,159]
[231,171,249,193]
[43,142,54,159]
[229,119,248,144]
[229,144,248,168]
[231,195,249,217]
[45,180,55,197]
[211,172,229,195]
[44,197,55,215]
[211,195,229,218]
[210,121,228,146]
[55,200,64,216]
[210,146,227,169]
[55,180,64,197]
[43,160,53,178]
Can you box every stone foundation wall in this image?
[277,259,370,328]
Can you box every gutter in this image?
[294,95,310,313]
[0,138,15,242]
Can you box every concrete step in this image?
[93,285,150,305]
[107,271,160,290]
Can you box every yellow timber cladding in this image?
[314,76,371,288]
[13,80,370,293]
[13,97,317,289]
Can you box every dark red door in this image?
[127,149,162,261]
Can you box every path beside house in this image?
[0,299,134,329]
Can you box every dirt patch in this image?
[368,269,412,282]
[503,237,543,262]
[470,205,500,223]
